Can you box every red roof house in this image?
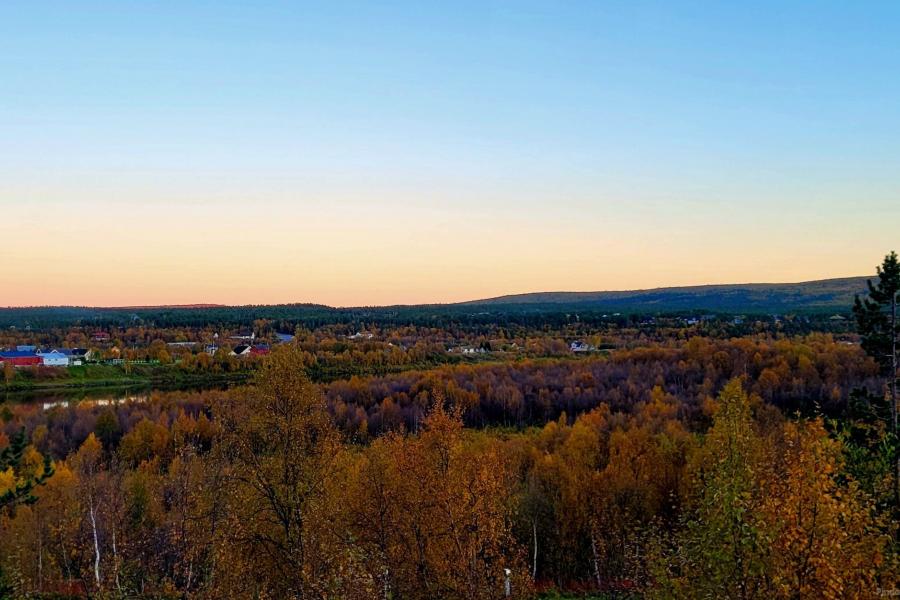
[0,351,43,367]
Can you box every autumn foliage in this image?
[1,343,897,598]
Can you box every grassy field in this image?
[1,363,249,392]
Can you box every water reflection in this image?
[2,381,235,410]
[41,392,151,411]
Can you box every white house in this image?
[38,351,69,367]
[348,332,374,340]
[570,341,596,353]
[53,348,92,365]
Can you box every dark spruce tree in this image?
[853,251,899,509]
[0,428,54,511]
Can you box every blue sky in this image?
[1,1,898,305]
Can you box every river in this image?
[1,381,237,410]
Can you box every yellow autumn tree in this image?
[763,419,890,599]
[651,379,774,599]
[212,345,371,599]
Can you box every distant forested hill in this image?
[461,276,871,313]
[0,276,871,329]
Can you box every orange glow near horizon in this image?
[1,193,894,308]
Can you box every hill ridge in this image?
[459,275,871,306]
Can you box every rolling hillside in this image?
[0,276,873,329]
[459,276,872,313]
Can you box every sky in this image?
[1,1,899,307]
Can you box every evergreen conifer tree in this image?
[853,251,900,509]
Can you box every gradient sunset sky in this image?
[2,2,898,307]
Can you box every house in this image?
[91,332,111,342]
[275,332,295,344]
[16,345,36,352]
[204,344,220,355]
[231,344,271,357]
[38,351,69,367]
[450,346,486,355]
[53,348,92,365]
[348,331,374,340]
[167,341,196,350]
[570,341,596,353]
[0,351,42,367]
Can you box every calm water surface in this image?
[2,382,235,410]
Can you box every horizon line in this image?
[0,273,873,311]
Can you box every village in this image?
[1,320,620,375]
[0,332,276,369]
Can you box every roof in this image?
[0,350,39,358]
[233,345,251,354]
[54,348,89,356]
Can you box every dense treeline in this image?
[325,334,878,436]
[1,314,854,367]
[4,314,857,393]
[3,334,878,461]
[1,347,896,598]
[0,301,855,333]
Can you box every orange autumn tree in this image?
[211,345,371,599]
[653,380,894,599]
[345,398,530,600]
[418,402,529,599]
[763,419,890,599]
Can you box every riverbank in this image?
[1,363,251,393]
[1,351,574,398]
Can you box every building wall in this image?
[0,356,43,367]
[39,355,69,367]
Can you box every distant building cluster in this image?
[450,346,488,355]
[0,346,92,368]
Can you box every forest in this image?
[0,274,868,331]
[0,254,898,599]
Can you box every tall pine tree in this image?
[853,251,900,509]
